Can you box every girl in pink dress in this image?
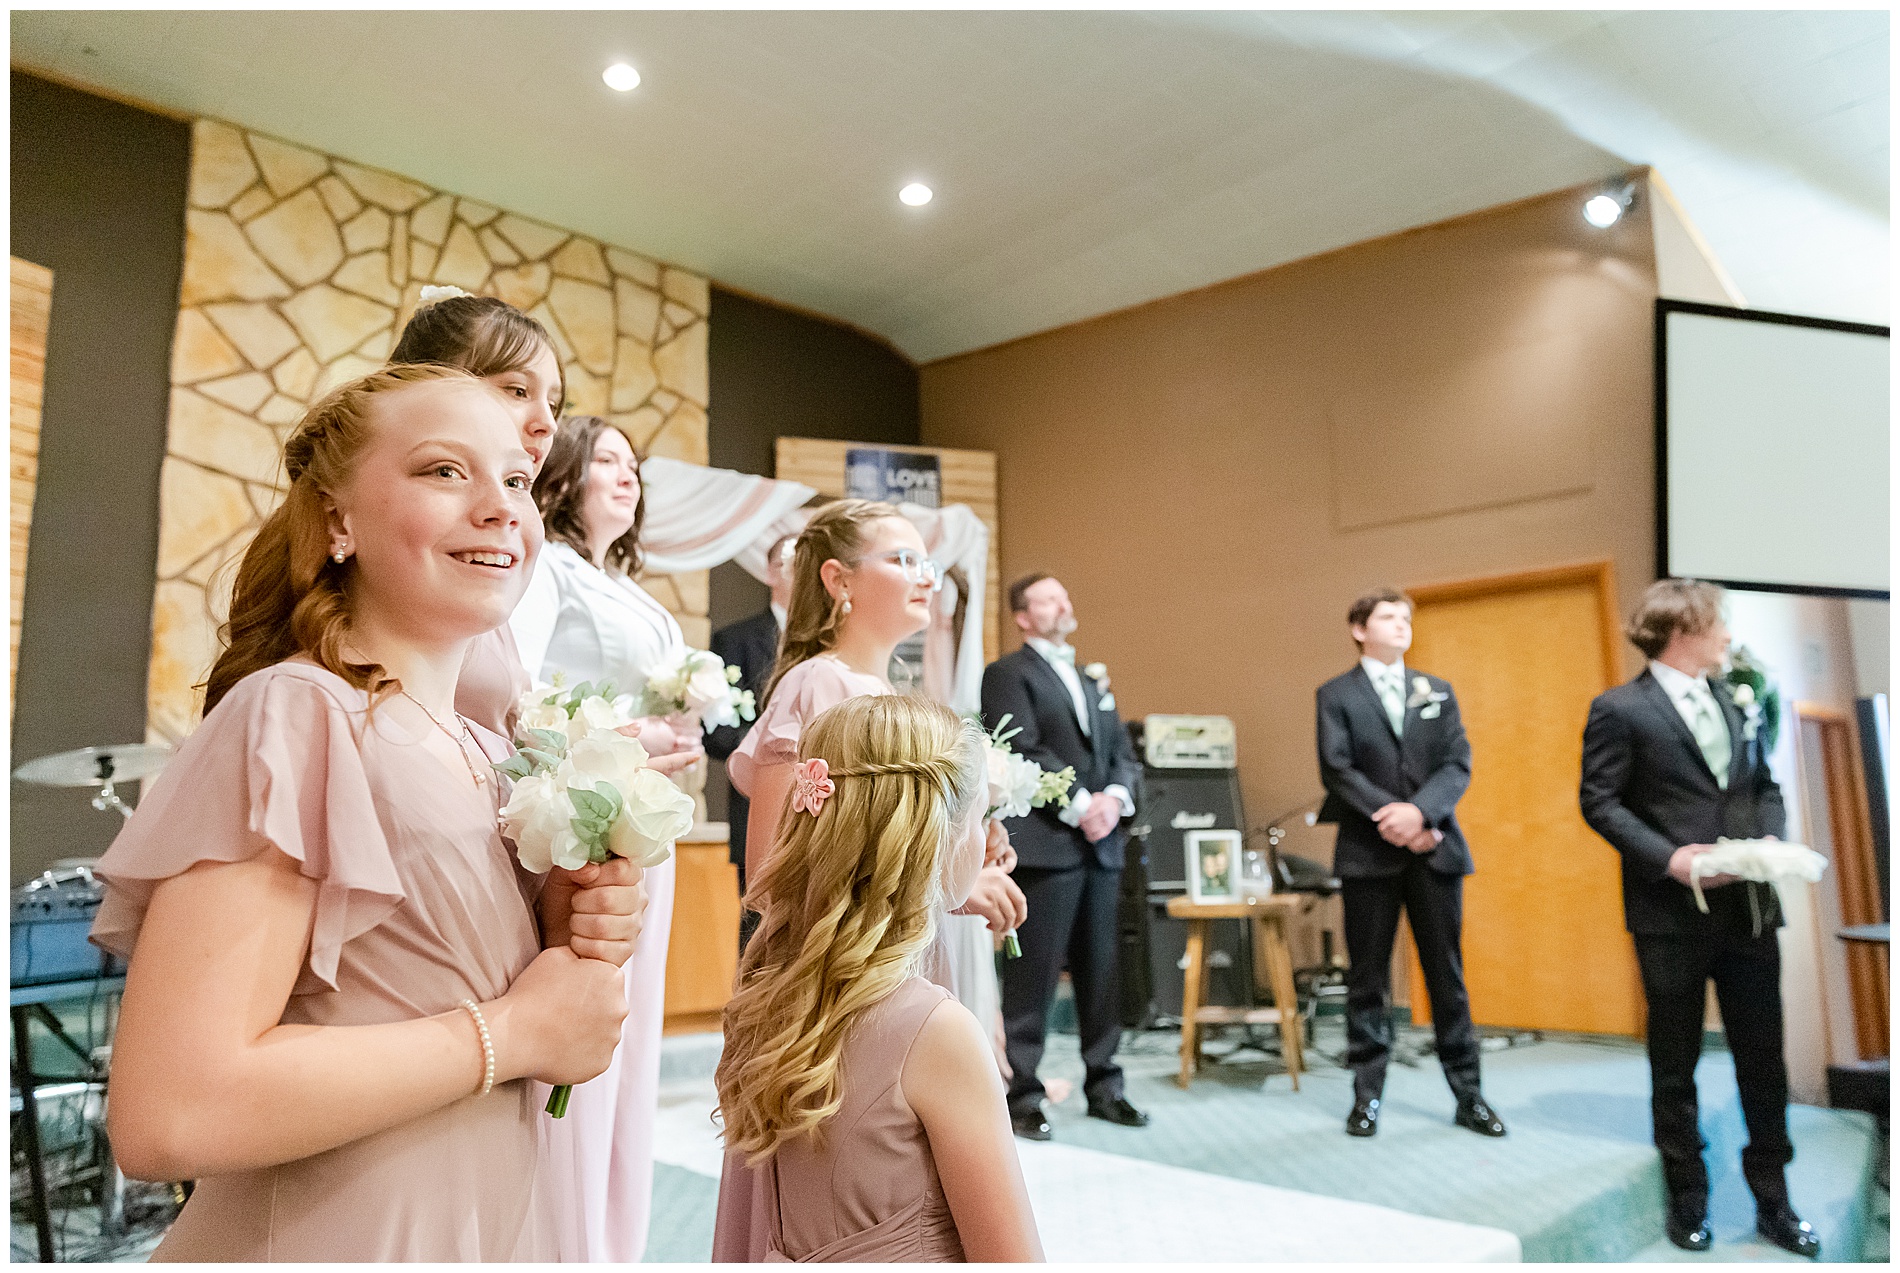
[714,694,1043,1262]
[92,366,646,1261]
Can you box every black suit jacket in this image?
[980,646,1141,872]
[707,609,781,870]
[1580,668,1787,936]
[1316,666,1474,879]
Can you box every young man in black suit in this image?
[1316,588,1504,1140]
[982,573,1147,1141]
[1580,579,1816,1258]
[706,534,795,904]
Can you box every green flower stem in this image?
[1002,931,1022,960]
[546,1083,573,1118]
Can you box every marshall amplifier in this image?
[1135,768,1246,893]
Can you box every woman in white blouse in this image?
[512,415,702,1263]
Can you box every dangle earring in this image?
[840,593,852,616]
[332,545,349,564]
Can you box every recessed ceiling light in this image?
[899,183,933,207]
[603,63,641,92]
[1583,194,1623,228]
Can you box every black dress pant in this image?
[1340,859,1482,1105]
[1633,929,1792,1212]
[1001,864,1124,1114]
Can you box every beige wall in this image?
[921,178,1661,832]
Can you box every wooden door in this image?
[1794,706,1889,1059]
[1403,562,1644,1036]
[663,831,742,1035]
[11,257,52,705]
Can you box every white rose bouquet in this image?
[495,678,697,1116]
[638,648,756,732]
[979,715,1076,958]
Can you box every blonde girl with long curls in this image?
[90,366,641,1260]
[711,694,1043,1262]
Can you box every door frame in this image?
[1398,558,1643,1034]
[1791,702,1889,1060]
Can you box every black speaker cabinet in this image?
[1135,766,1246,892]
[1145,899,1254,1021]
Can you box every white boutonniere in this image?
[1405,676,1450,717]
[1084,661,1108,685]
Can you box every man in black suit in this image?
[1316,588,1504,1140]
[982,573,1147,1141]
[1580,579,1816,1258]
[707,534,795,912]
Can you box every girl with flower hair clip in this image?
[712,694,1043,1262]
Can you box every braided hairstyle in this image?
[760,498,905,710]
[715,694,985,1162]
[202,364,477,716]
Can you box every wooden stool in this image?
[1166,893,1309,1090]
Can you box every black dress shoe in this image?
[1085,1095,1149,1127]
[1757,1204,1820,1259]
[1345,1098,1380,1137]
[1453,1096,1506,1137]
[1665,1210,1712,1252]
[1010,1109,1051,1141]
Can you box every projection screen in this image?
[1658,299,1890,599]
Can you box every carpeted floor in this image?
[642,1014,1885,1263]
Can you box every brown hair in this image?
[203,364,476,715]
[532,416,646,575]
[1348,587,1413,631]
[1627,578,1725,658]
[716,694,985,1162]
[760,499,902,709]
[389,292,565,408]
[1007,572,1055,614]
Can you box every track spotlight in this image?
[1584,182,1638,229]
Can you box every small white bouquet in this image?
[639,648,756,733]
[495,677,696,1116]
[980,715,1076,958]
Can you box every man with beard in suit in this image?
[1580,579,1816,1258]
[982,573,1147,1141]
[707,533,795,932]
[1316,588,1505,1141]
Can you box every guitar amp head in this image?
[1141,715,1237,769]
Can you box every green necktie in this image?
[1690,688,1730,790]
[1378,672,1405,737]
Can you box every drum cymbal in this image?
[13,743,173,788]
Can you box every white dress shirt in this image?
[1648,659,1732,787]
[1361,655,1408,694]
[1025,637,1133,822]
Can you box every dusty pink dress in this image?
[713,977,966,1261]
[90,661,553,1262]
[456,624,533,740]
[727,654,890,801]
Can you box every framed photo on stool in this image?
[1185,829,1243,904]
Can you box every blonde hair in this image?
[760,498,904,709]
[715,694,985,1162]
[203,364,476,715]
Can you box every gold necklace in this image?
[402,691,486,788]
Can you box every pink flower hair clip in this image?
[790,758,836,816]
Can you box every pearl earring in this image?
[841,595,852,615]
[332,549,348,564]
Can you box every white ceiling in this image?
[11,10,1888,362]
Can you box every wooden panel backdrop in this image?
[10,258,53,706]
[1403,561,1644,1036]
[774,438,1000,664]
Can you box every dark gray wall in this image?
[704,286,919,630]
[702,286,919,820]
[11,73,189,881]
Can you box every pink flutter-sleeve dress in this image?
[90,661,554,1262]
[726,654,890,800]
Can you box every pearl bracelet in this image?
[458,999,495,1097]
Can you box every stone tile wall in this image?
[152,119,711,743]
